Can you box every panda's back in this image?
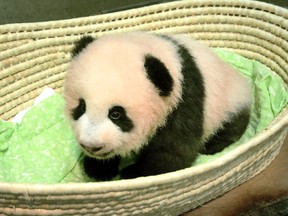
[169,35,252,140]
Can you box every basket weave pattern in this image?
[0,0,287,215]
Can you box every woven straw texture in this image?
[0,0,287,215]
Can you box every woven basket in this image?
[0,0,287,215]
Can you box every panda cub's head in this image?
[64,32,183,159]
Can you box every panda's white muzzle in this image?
[80,143,114,159]
[80,143,103,153]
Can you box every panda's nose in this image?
[80,143,103,152]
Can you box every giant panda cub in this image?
[64,32,252,180]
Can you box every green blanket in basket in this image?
[0,49,287,183]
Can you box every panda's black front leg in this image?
[82,156,120,181]
[120,150,194,179]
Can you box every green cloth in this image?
[0,94,84,183]
[0,49,287,183]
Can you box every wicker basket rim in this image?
[0,0,287,30]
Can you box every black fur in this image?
[144,55,174,96]
[204,107,251,154]
[121,37,206,178]
[72,36,94,58]
[109,106,134,132]
[82,156,120,181]
[72,98,86,120]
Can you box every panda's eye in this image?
[108,106,134,132]
[108,106,124,121]
[109,111,121,120]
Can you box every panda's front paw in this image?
[120,164,141,179]
[82,156,120,181]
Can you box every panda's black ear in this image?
[72,36,95,58]
[144,55,173,97]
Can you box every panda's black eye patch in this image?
[109,106,134,132]
[72,98,86,120]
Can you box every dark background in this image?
[0,0,287,24]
